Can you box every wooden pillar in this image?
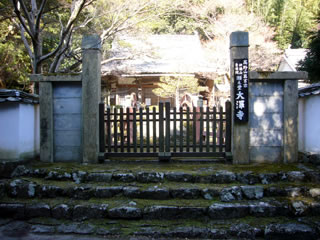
[98,103,105,162]
[225,100,232,153]
[82,35,102,163]
[230,31,250,164]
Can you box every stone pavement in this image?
[0,161,320,239]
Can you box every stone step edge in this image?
[1,219,319,239]
[1,200,320,221]
[10,165,320,184]
[4,179,320,201]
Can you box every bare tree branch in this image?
[39,0,87,63]
[35,0,47,35]
[11,0,36,42]
[30,0,37,20]
[74,15,94,29]
[49,30,74,72]
[99,1,161,43]
[19,24,34,60]
[17,0,35,34]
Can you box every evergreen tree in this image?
[298,17,320,82]
[0,1,31,91]
[245,0,320,49]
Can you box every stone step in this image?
[1,162,320,239]
[1,197,320,221]
[3,177,320,202]
[1,217,320,239]
[1,217,319,239]
[9,164,320,185]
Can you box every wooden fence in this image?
[99,101,231,160]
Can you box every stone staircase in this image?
[0,161,320,239]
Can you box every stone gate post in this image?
[284,79,298,163]
[82,35,102,163]
[230,32,250,164]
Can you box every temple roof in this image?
[101,34,214,76]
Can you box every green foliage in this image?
[297,17,320,82]
[245,0,320,49]
[152,76,208,99]
[3,0,318,90]
[0,20,31,91]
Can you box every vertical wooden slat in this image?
[99,103,105,153]
[126,108,131,153]
[107,107,111,152]
[225,101,232,152]
[206,107,210,152]
[139,107,143,153]
[173,107,177,152]
[153,107,156,152]
[133,108,137,153]
[113,108,118,152]
[213,107,217,152]
[179,107,183,152]
[219,106,224,152]
[146,107,150,153]
[199,107,203,152]
[159,103,164,152]
[165,102,170,153]
[193,107,196,152]
[186,107,190,152]
[120,108,124,152]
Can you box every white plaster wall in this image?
[0,102,19,159]
[298,98,305,152]
[34,104,40,155]
[18,104,39,159]
[299,95,320,154]
[0,102,40,161]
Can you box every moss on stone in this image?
[233,216,297,227]
[29,159,306,176]
[256,71,274,78]
[133,197,218,208]
[42,73,80,76]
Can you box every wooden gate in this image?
[99,101,231,160]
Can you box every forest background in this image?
[0,0,319,91]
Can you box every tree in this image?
[10,0,92,74]
[298,17,320,82]
[0,19,31,90]
[40,0,170,70]
[245,0,320,49]
[152,76,208,107]
[5,0,171,91]
[141,0,282,73]
[86,0,171,61]
[203,0,282,72]
[144,0,223,40]
[0,0,32,90]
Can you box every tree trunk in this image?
[32,37,42,94]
